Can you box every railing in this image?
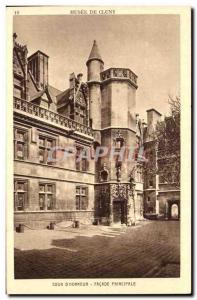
[14,97,93,137]
[101,68,137,86]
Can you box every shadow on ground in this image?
[14,221,180,279]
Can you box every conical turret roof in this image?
[86,40,104,65]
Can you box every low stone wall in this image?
[14,210,94,229]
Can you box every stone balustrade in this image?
[14,97,93,137]
[100,68,138,86]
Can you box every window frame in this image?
[14,127,28,160]
[14,179,28,211]
[75,186,88,210]
[75,145,89,172]
[39,182,56,211]
[38,134,56,165]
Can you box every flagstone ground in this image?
[14,220,180,279]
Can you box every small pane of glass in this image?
[39,194,45,210]
[17,193,24,210]
[46,194,52,210]
[76,195,80,210]
[47,140,52,149]
[17,182,24,191]
[39,138,45,146]
[82,158,87,171]
[81,196,87,210]
[47,185,53,193]
[17,132,25,141]
[39,149,44,163]
[115,140,121,149]
[39,184,45,192]
[17,143,24,158]
[81,188,86,195]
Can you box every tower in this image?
[86,40,104,130]
[94,65,140,226]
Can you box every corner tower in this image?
[86,40,104,130]
[95,66,140,226]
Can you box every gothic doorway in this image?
[113,200,126,224]
[171,203,179,219]
[167,200,180,219]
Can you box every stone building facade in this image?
[13,34,180,229]
[143,110,180,220]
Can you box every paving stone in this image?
[14,220,180,278]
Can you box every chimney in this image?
[28,50,49,90]
[77,73,83,83]
[146,109,162,128]
[69,73,76,90]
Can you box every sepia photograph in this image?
[6,6,191,295]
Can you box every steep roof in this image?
[48,85,62,104]
[56,89,71,107]
[48,85,62,97]
[86,40,104,65]
[30,85,62,105]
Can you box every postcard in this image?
[6,6,191,295]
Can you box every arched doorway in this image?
[167,200,180,219]
[171,203,179,219]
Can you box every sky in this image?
[13,14,180,120]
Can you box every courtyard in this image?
[14,220,180,279]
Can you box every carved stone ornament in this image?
[110,183,128,200]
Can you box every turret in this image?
[86,40,104,130]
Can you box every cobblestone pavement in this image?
[14,220,180,279]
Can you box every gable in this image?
[41,92,49,102]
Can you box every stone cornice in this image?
[86,57,104,66]
[101,77,138,89]
[100,67,138,89]
[87,80,101,85]
[99,126,136,134]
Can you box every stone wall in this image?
[14,210,94,229]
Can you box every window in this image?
[75,146,89,171]
[136,166,143,183]
[14,128,28,160]
[100,170,108,181]
[76,186,88,210]
[39,135,56,164]
[149,180,153,188]
[14,179,28,211]
[115,140,121,150]
[75,105,86,125]
[114,137,124,150]
[39,183,55,210]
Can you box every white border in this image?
[1,1,194,298]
